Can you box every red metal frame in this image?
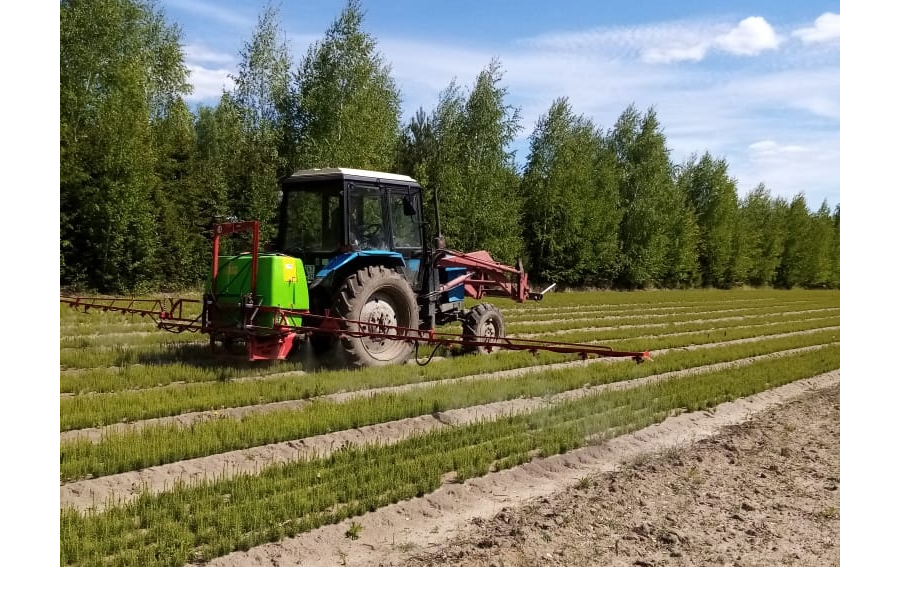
[211,220,259,297]
[435,250,533,303]
[60,296,204,332]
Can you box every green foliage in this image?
[60,343,839,566]
[777,194,814,288]
[292,0,401,171]
[521,98,621,285]
[808,201,840,287]
[59,0,839,293]
[61,0,191,292]
[610,106,698,288]
[737,184,787,286]
[345,521,363,540]
[60,328,839,481]
[151,98,211,287]
[223,4,293,242]
[678,152,741,287]
[395,107,435,186]
[405,60,524,263]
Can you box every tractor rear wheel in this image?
[333,265,418,368]
[462,302,505,353]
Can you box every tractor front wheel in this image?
[462,302,505,353]
[333,265,419,368]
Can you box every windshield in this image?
[347,184,387,249]
[279,183,343,254]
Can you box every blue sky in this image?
[167,1,839,208]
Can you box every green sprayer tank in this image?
[206,253,309,328]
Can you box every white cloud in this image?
[748,140,809,157]
[378,38,491,102]
[717,68,840,119]
[643,42,709,64]
[521,19,720,63]
[185,64,234,102]
[182,44,234,65]
[379,28,839,206]
[736,137,838,206]
[164,0,252,28]
[218,11,838,207]
[521,16,781,65]
[715,16,780,56]
[792,12,840,44]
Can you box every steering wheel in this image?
[363,223,382,244]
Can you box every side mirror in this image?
[403,196,417,216]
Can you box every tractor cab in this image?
[276,168,425,291]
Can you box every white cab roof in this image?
[287,168,417,183]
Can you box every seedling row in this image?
[61,345,839,566]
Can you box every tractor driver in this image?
[348,191,387,250]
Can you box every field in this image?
[59,288,840,566]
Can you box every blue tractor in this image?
[276,167,525,367]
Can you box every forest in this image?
[60,0,840,293]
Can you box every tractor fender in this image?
[315,251,406,280]
[311,251,408,305]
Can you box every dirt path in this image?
[204,370,839,567]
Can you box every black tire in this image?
[309,332,337,354]
[307,286,339,360]
[333,265,418,367]
[462,302,505,353]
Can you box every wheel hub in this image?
[359,297,399,352]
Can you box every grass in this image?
[60,330,838,480]
[344,521,363,540]
[60,315,837,430]
[58,288,840,566]
[60,344,839,566]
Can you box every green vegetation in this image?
[60,329,837,481]
[60,345,839,566]
[60,303,837,429]
[61,0,839,294]
[60,303,836,394]
[58,288,840,566]
[58,0,841,565]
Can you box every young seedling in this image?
[345,521,363,540]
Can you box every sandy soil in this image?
[205,371,839,567]
[402,382,840,567]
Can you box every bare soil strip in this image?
[60,344,836,512]
[499,296,809,315]
[516,307,837,338]
[400,384,840,566]
[61,327,838,444]
[509,302,823,326]
[203,371,838,566]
